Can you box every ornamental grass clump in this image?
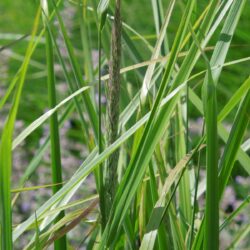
[0,0,249,249]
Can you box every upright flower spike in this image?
[105,0,122,223]
[97,0,110,230]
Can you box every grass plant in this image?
[0,0,249,249]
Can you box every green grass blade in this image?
[218,124,250,175]
[12,86,90,150]
[0,0,63,111]
[12,90,74,208]
[148,161,168,249]
[0,8,41,249]
[190,1,247,247]
[41,1,67,248]
[51,0,99,140]
[189,128,204,249]
[140,146,201,250]
[175,102,192,235]
[140,0,175,106]
[189,86,250,176]
[0,72,20,110]
[189,11,219,249]
[208,0,247,85]
[202,68,219,250]
[18,102,74,185]
[189,87,250,249]
[218,77,250,122]
[151,0,163,36]
[97,0,110,17]
[219,80,250,197]
[41,9,92,150]
[79,0,94,82]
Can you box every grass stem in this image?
[42,1,67,249]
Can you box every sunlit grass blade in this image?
[11,183,65,194]
[0,7,41,249]
[97,0,110,18]
[0,0,64,111]
[37,194,98,220]
[12,86,90,149]
[17,102,74,186]
[0,71,20,110]
[140,0,175,106]
[151,0,163,36]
